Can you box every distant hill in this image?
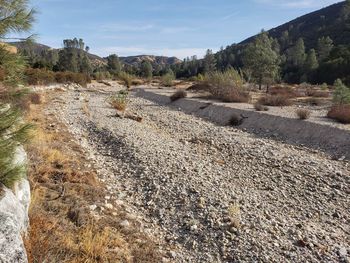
[120,55,181,67]
[9,41,181,68]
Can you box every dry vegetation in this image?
[327,104,350,124]
[296,108,311,120]
[170,90,187,102]
[24,91,161,262]
[257,94,292,107]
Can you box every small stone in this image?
[89,204,97,211]
[167,251,176,259]
[339,247,347,257]
[120,220,130,228]
[105,203,113,209]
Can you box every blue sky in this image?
[29,0,341,59]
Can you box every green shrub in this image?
[108,90,128,112]
[161,72,175,87]
[333,79,350,105]
[205,69,250,103]
[118,72,134,89]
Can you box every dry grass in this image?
[220,90,251,103]
[306,89,330,98]
[29,93,42,104]
[327,105,350,124]
[170,90,187,102]
[24,92,161,263]
[257,95,293,107]
[296,109,311,120]
[254,102,269,111]
[229,113,245,126]
[268,86,299,98]
[228,203,241,229]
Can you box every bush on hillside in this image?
[296,109,311,120]
[25,68,55,85]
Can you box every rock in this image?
[167,251,176,259]
[120,220,130,228]
[339,247,347,257]
[89,204,97,211]
[0,187,28,263]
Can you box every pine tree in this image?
[317,36,333,61]
[0,0,35,187]
[203,49,217,73]
[242,32,280,90]
[287,38,306,67]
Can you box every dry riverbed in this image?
[50,83,349,262]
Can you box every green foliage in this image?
[107,54,122,75]
[0,0,36,37]
[242,32,280,88]
[161,71,175,87]
[108,90,128,112]
[140,60,153,78]
[333,79,350,104]
[0,106,33,188]
[118,71,134,88]
[317,36,333,61]
[0,46,26,87]
[203,49,217,74]
[205,69,250,102]
[57,38,91,74]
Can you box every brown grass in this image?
[220,89,251,103]
[258,95,292,107]
[296,109,311,120]
[306,89,330,98]
[327,105,350,124]
[254,102,269,111]
[24,92,161,262]
[268,86,299,98]
[29,93,42,104]
[170,90,187,102]
[305,98,326,106]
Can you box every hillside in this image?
[173,0,350,84]
[241,1,349,49]
[9,41,181,69]
[120,55,181,67]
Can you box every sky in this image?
[28,0,342,59]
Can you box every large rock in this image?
[0,145,30,263]
[0,186,28,263]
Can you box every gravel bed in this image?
[54,86,349,263]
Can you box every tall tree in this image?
[203,49,217,73]
[287,38,306,67]
[317,36,333,61]
[302,49,318,82]
[242,32,280,90]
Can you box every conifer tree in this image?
[242,32,280,90]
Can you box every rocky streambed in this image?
[53,85,349,262]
